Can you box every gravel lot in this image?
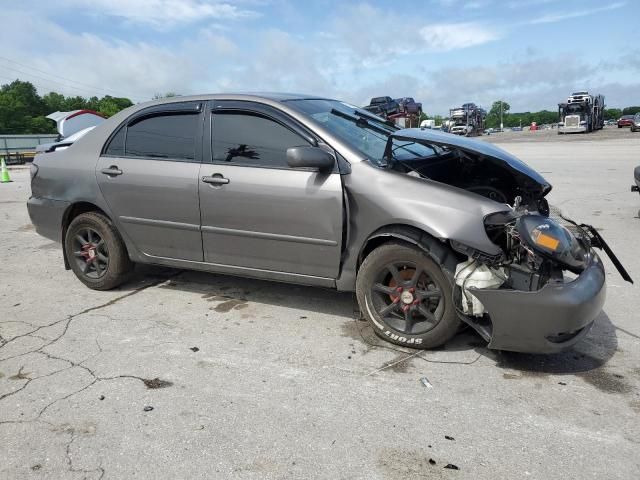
[1,132,639,479]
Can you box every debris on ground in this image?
[445,435,455,441]
[142,378,173,389]
[190,347,200,352]
[143,406,154,412]
[428,459,436,465]
[99,395,105,400]
[420,377,433,388]
[444,464,459,470]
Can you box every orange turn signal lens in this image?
[533,232,560,251]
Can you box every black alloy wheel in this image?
[369,261,444,335]
[356,242,459,349]
[72,227,109,279]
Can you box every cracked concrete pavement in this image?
[1,134,639,479]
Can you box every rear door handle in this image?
[100,166,123,177]
[202,175,230,186]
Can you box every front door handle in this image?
[101,165,123,177]
[202,174,230,186]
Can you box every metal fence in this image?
[1,134,59,155]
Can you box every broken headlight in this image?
[515,215,587,273]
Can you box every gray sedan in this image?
[27,94,631,353]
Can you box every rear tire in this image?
[356,242,459,349]
[64,212,132,290]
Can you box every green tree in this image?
[97,96,133,117]
[604,108,622,120]
[486,100,510,128]
[622,106,640,115]
[42,91,66,113]
[0,80,134,134]
[153,92,179,99]
[0,80,49,133]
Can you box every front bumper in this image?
[469,252,606,353]
[559,125,587,133]
[27,196,70,243]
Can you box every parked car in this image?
[396,97,422,115]
[363,96,399,117]
[617,115,635,128]
[630,113,640,132]
[632,166,640,195]
[27,93,632,353]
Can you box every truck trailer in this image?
[447,103,486,136]
[558,91,605,134]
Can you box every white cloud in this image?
[57,0,260,27]
[0,1,635,114]
[420,22,501,51]
[528,2,626,24]
[0,11,197,101]
[432,0,491,8]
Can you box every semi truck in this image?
[447,103,486,136]
[558,91,605,134]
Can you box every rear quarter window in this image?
[104,126,125,156]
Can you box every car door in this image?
[96,101,204,261]
[198,100,343,280]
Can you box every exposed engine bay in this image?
[391,147,525,205]
[452,202,633,322]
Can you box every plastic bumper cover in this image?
[470,252,606,353]
[27,196,70,243]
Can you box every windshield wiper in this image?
[329,109,392,136]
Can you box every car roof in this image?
[133,92,334,109]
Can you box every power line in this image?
[0,55,139,100]
[0,73,144,104]
[0,73,82,97]
[1,64,118,98]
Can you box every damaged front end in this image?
[452,205,632,353]
[379,128,633,353]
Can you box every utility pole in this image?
[500,101,503,131]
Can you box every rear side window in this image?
[126,113,197,161]
[104,127,125,156]
[211,111,309,168]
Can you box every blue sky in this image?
[0,0,638,114]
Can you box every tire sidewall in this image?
[356,243,459,349]
[64,213,131,290]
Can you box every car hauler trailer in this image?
[558,92,605,134]
[448,103,486,136]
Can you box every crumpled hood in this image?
[390,128,552,197]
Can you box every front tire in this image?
[64,212,132,290]
[356,243,459,349]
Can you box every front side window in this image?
[211,111,309,168]
[126,113,197,161]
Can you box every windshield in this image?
[285,99,439,166]
[563,104,586,115]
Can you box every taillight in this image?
[30,163,39,181]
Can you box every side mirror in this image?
[286,146,335,172]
